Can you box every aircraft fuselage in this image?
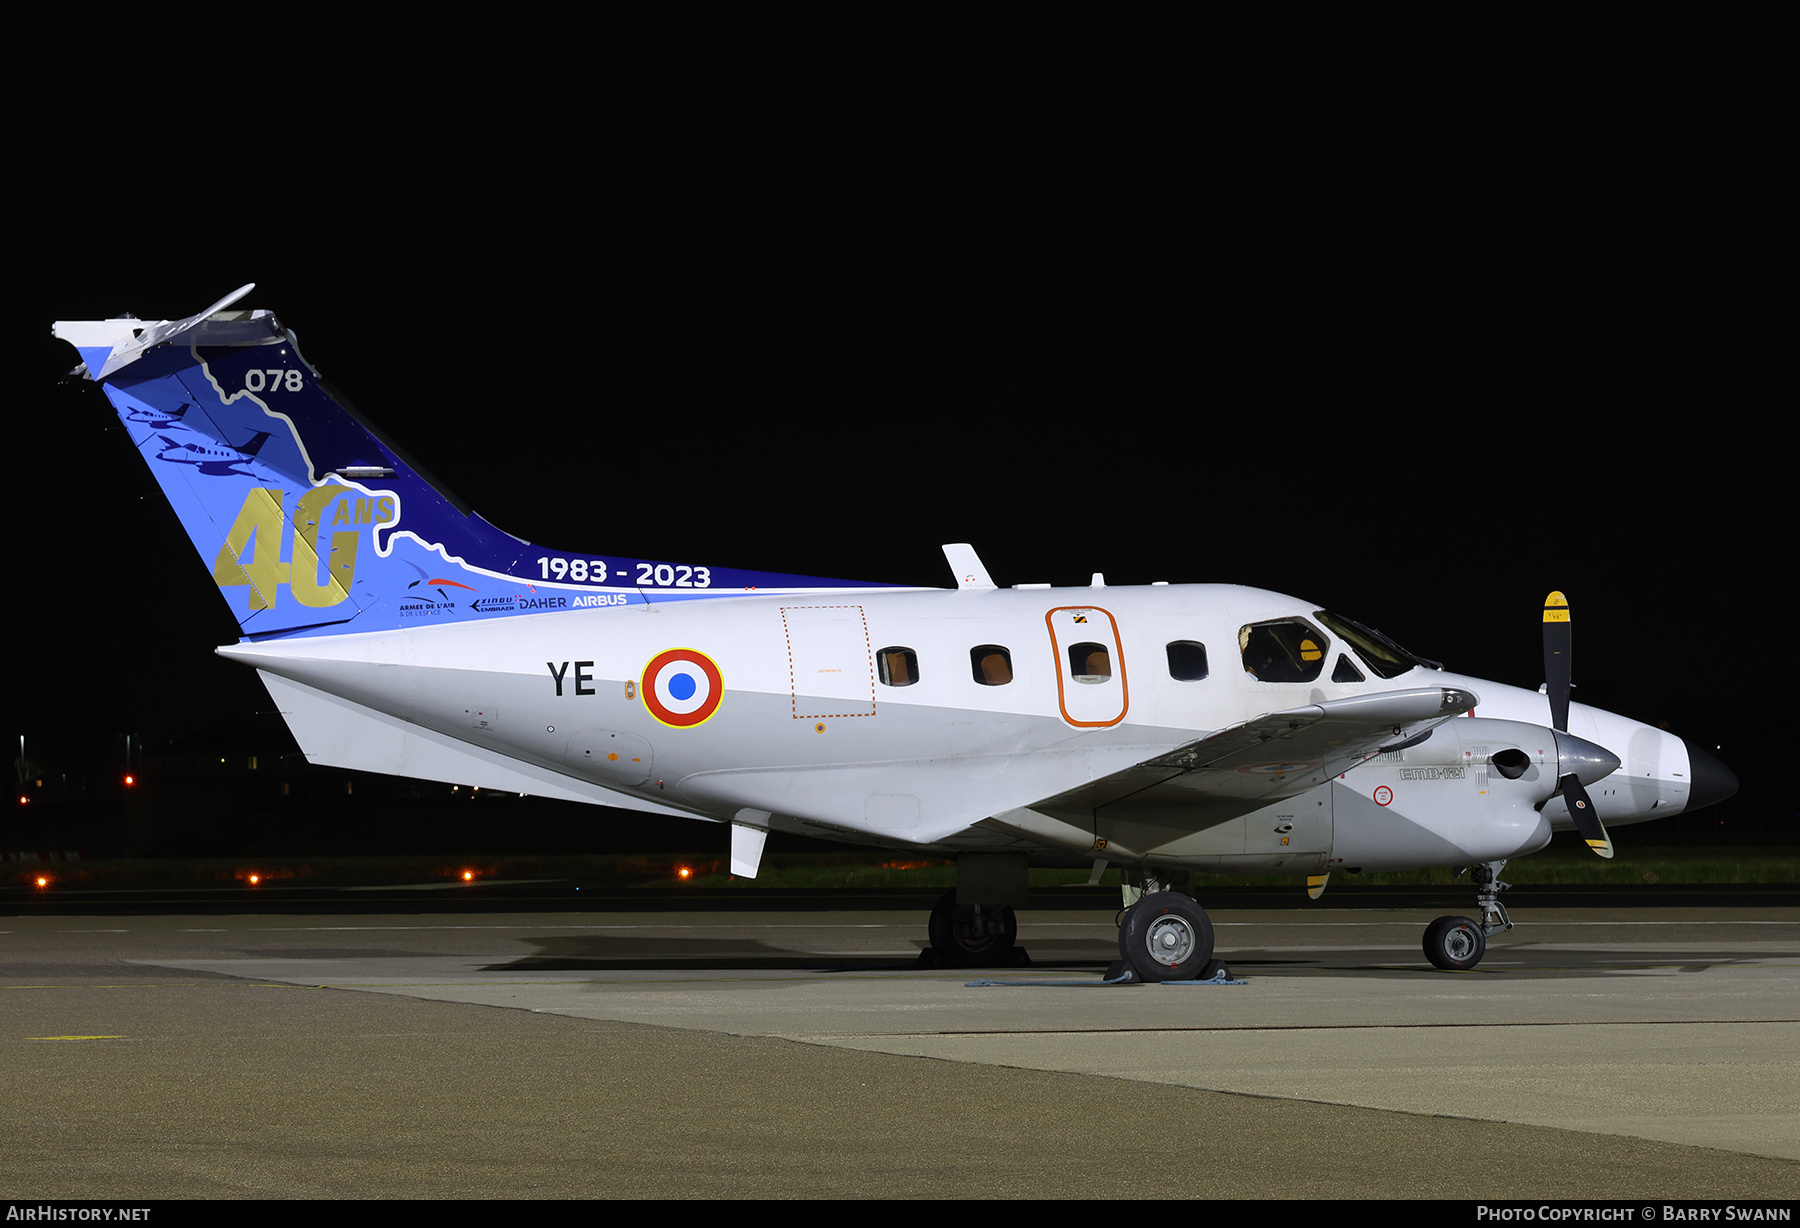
[221,580,1704,875]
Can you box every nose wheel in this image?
[1422,859,1514,970]
[1422,914,1487,970]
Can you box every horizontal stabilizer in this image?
[54,283,262,380]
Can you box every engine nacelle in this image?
[1330,718,1563,872]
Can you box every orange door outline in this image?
[1044,605,1128,727]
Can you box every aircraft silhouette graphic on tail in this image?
[152,428,275,476]
[53,288,1739,979]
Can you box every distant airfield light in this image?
[123,774,135,786]
[678,866,692,880]
[35,876,49,889]
[462,870,476,882]
[248,874,261,886]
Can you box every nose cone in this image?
[1682,739,1739,812]
[1552,729,1622,786]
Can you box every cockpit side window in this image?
[1238,620,1328,683]
[1312,610,1442,678]
[1332,653,1365,683]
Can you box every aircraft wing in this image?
[1021,685,1477,829]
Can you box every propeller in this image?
[1542,591,1614,858]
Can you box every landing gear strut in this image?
[1423,859,1512,971]
[1472,860,1515,936]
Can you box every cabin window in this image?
[877,646,919,687]
[970,645,1013,686]
[1067,642,1111,684]
[1332,653,1366,683]
[1238,620,1328,683]
[1165,640,1208,681]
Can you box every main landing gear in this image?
[921,854,1033,968]
[926,888,1021,967]
[921,858,1230,982]
[1106,870,1229,984]
[1115,891,1219,982]
[1423,859,1514,971]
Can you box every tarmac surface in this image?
[3,887,1797,1199]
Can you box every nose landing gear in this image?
[1423,859,1513,971]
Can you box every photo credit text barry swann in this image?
[1475,1208,1792,1222]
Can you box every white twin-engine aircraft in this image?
[54,287,1738,981]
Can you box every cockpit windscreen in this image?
[1312,611,1443,679]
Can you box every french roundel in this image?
[641,648,724,728]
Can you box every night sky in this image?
[12,158,1784,841]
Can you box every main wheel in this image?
[927,889,1018,967]
[1118,892,1214,982]
[1423,915,1486,970]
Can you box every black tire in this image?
[927,888,1018,967]
[1423,915,1486,970]
[1118,891,1214,982]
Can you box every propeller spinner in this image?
[1543,591,1615,858]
